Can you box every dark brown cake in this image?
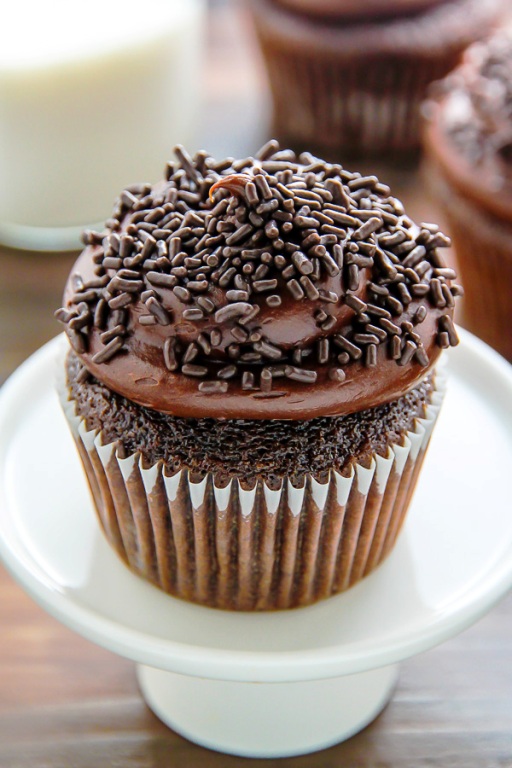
[56,143,459,610]
[66,350,433,485]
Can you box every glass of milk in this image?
[0,0,206,251]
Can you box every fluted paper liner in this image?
[250,11,464,156]
[428,165,512,361]
[58,367,446,611]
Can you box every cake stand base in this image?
[137,663,399,758]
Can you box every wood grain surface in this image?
[0,1,511,766]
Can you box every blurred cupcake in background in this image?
[423,33,512,361]
[247,0,504,162]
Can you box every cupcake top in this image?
[57,142,460,420]
[276,0,446,21]
[423,33,512,221]
[252,0,502,56]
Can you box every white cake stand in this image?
[1,331,512,759]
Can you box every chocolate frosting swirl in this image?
[424,34,512,222]
[57,143,460,419]
[276,0,447,21]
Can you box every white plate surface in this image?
[0,331,511,683]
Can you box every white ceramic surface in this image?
[137,663,399,758]
[0,330,511,756]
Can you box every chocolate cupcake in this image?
[56,142,460,610]
[423,34,512,361]
[247,0,503,159]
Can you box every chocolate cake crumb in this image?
[66,351,433,485]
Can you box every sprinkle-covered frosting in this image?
[57,142,460,419]
[424,34,512,220]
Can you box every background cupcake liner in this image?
[260,47,457,157]
[58,366,446,611]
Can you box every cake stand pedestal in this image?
[1,331,512,758]
[137,663,399,757]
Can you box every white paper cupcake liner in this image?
[57,362,446,611]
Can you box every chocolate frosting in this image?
[424,34,512,223]
[58,143,459,420]
[251,0,503,56]
[276,0,447,22]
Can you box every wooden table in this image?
[1,2,511,765]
